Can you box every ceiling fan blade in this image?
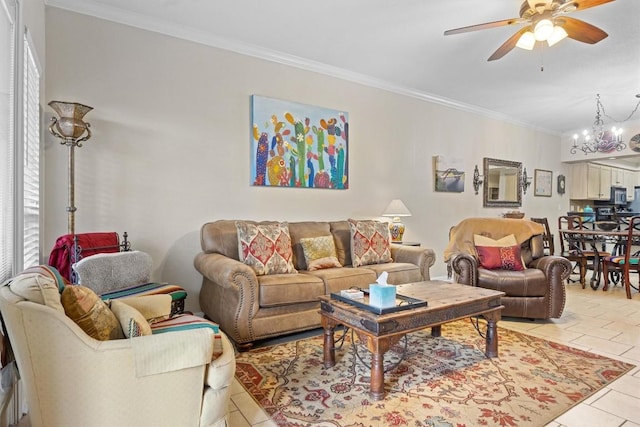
[564,0,615,12]
[558,16,608,44]
[488,27,530,61]
[444,18,525,35]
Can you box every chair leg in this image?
[579,259,587,289]
[624,266,632,299]
[602,262,610,291]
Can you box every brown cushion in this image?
[477,268,548,297]
[258,273,325,307]
[61,285,125,341]
[288,222,332,270]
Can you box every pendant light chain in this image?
[599,97,640,123]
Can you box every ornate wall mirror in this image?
[483,157,522,208]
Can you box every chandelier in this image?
[571,94,640,155]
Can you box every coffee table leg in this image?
[321,317,337,368]
[431,325,441,337]
[484,311,500,358]
[370,352,385,400]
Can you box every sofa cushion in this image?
[330,221,352,267]
[110,299,152,338]
[300,235,342,271]
[61,285,125,341]
[236,221,297,275]
[9,271,65,313]
[362,262,422,284]
[117,294,172,324]
[474,234,525,271]
[258,273,325,307]
[73,250,152,295]
[288,222,332,270]
[307,267,377,294]
[477,268,548,297]
[349,219,392,267]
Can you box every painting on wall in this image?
[433,155,465,192]
[534,169,553,197]
[251,95,348,189]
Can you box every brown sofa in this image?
[194,220,436,348]
[444,217,571,319]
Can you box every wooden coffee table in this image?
[319,280,504,400]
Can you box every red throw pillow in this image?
[475,244,525,271]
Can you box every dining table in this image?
[559,228,634,291]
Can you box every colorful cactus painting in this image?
[251,95,349,189]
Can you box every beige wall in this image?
[44,8,568,312]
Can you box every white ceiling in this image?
[47,0,640,136]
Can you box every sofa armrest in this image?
[390,245,436,280]
[528,255,571,317]
[449,253,479,286]
[193,252,260,344]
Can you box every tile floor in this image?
[228,280,640,427]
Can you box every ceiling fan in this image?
[444,0,614,61]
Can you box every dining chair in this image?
[531,217,554,255]
[558,215,598,288]
[602,215,640,299]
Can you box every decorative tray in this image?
[330,289,427,315]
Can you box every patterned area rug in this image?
[235,320,635,427]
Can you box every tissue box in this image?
[368,284,396,308]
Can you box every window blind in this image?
[22,30,40,269]
[0,0,16,283]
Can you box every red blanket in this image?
[48,232,120,281]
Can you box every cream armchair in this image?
[0,285,235,427]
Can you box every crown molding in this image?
[45,0,557,136]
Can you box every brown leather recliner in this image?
[444,217,572,319]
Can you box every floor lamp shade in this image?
[382,199,412,242]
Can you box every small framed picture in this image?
[557,174,566,195]
[534,169,553,197]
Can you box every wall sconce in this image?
[48,101,93,235]
[382,199,412,243]
[472,164,485,195]
[521,167,532,195]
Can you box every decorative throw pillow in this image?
[110,300,152,338]
[348,219,392,268]
[61,285,125,341]
[9,272,65,313]
[117,294,172,324]
[474,234,526,271]
[300,236,342,271]
[236,221,297,275]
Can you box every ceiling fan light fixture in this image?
[547,25,568,46]
[516,31,536,50]
[534,19,554,41]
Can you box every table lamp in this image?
[382,199,412,242]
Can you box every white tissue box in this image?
[340,289,364,300]
[368,284,396,308]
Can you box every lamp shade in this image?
[516,31,536,50]
[48,101,93,139]
[547,26,568,46]
[382,199,412,217]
